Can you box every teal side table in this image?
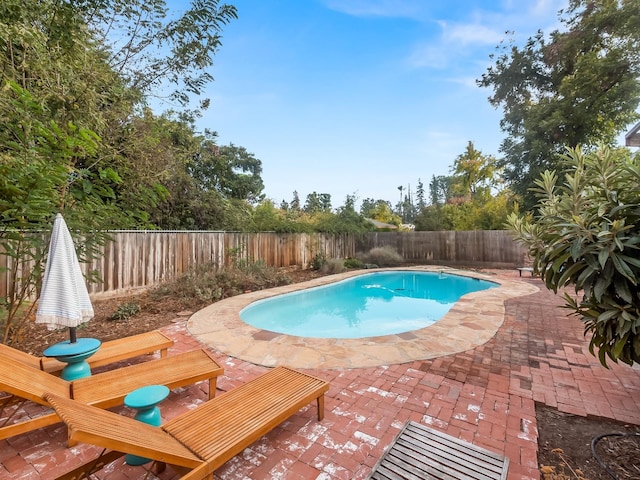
[124,384,170,466]
[42,338,101,380]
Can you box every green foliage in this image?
[429,175,454,206]
[311,252,327,271]
[0,83,114,345]
[188,142,265,204]
[414,141,516,231]
[344,257,364,269]
[249,200,310,233]
[359,246,404,267]
[414,205,454,231]
[313,210,377,234]
[83,0,238,112]
[507,145,640,366]
[479,0,640,209]
[450,141,500,202]
[360,199,401,226]
[414,191,517,231]
[109,302,141,321]
[304,192,332,214]
[415,179,426,210]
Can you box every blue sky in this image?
[193,0,569,208]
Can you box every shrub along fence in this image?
[0,230,526,299]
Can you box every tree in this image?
[81,0,238,111]
[416,179,426,210]
[290,191,301,211]
[0,83,118,344]
[399,184,417,223]
[396,185,404,218]
[303,192,332,214]
[314,195,375,233]
[508,145,640,366]
[429,175,454,205]
[1,0,239,212]
[479,0,640,209]
[414,143,515,231]
[359,198,377,217]
[360,199,399,224]
[251,200,285,232]
[189,142,265,204]
[413,205,453,231]
[451,141,498,201]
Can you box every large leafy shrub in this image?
[508,145,640,366]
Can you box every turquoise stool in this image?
[42,338,101,380]
[123,384,170,466]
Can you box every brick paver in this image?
[2,270,640,479]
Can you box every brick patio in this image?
[2,270,640,479]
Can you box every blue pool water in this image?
[240,271,498,338]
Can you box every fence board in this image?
[1,230,526,299]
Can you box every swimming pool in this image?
[240,271,498,338]
[187,267,539,369]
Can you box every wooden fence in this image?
[355,230,526,269]
[1,230,526,298]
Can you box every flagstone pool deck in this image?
[3,268,640,480]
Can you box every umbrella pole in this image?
[69,327,77,343]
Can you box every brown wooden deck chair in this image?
[0,348,223,440]
[0,330,173,374]
[44,366,330,480]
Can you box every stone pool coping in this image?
[187,266,539,369]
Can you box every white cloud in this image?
[404,0,567,72]
[406,43,449,69]
[447,76,481,89]
[322,0,430,20]
[530,0,562,17]
[406,21,502,71]
[441,22,504,46]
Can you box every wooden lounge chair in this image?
[44,366,329,480]
[0,348,223,440]
[0,330,174,374]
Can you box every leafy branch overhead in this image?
[479,0,640,209]
[85,0,238,109]
[508,146,640,367]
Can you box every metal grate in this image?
[368,421,509,480]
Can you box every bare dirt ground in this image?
[12,268,640,480]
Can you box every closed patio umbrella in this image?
[35,213,94,342]
[35,214,100,379]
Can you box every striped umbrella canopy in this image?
[35,213,94,342]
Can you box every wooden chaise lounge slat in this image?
[0,348,223,440]
[44,366,330,480]
[47,394,203,469]
[0,330,174,374]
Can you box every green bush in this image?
[310,252,327,270]
[508,145,640,367]
[109,302,141,321]
[344,257,364,269]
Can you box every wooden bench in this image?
[45,366,330,479]
[516,267,535,277]
[40,330,174,373]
